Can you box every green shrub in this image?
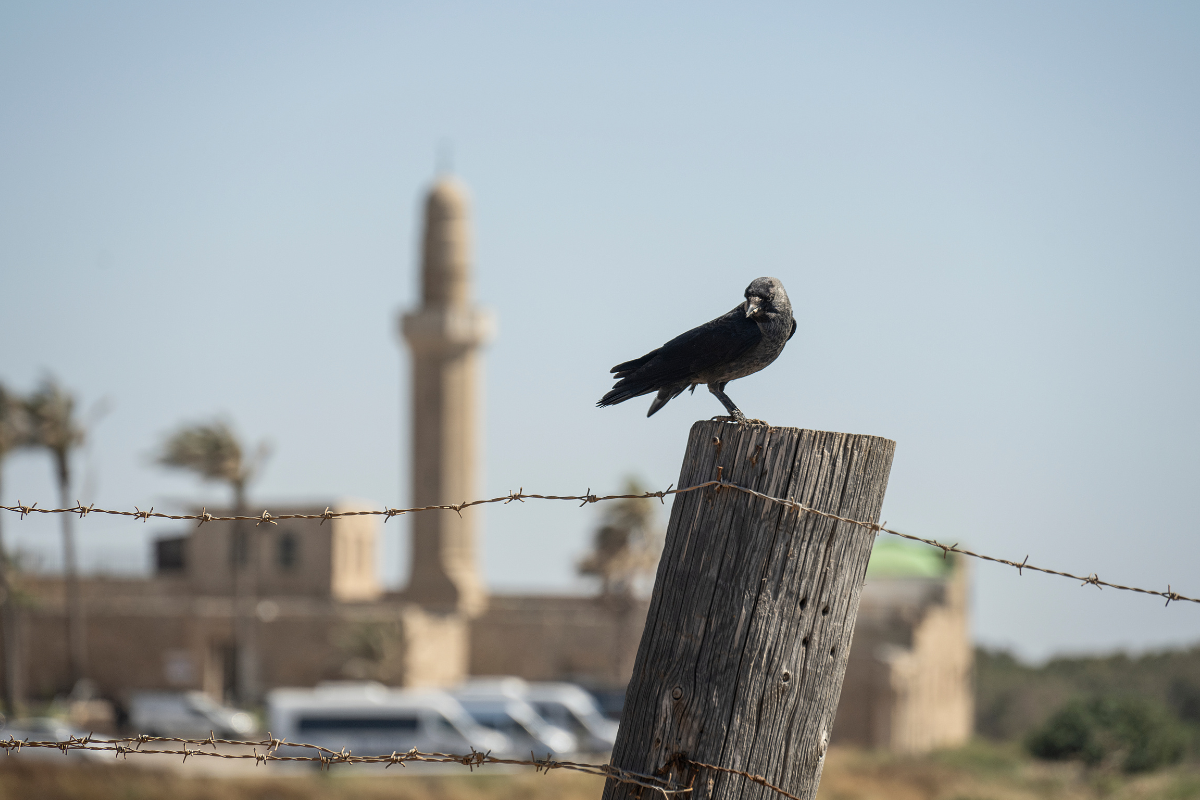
[1026,696,1187,773]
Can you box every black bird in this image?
[598,277,795,423]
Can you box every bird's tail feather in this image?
[598,349,665,407]
[597,382,655,407]
[647,386,686,417]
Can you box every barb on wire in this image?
[2,480,1196,606]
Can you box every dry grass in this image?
[0,760,606,800]
[817,742,1200,800]
[1,743,1198,800]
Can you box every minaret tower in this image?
[400,177,493,615]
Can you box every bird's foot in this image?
[710,414,770,427]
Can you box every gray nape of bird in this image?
[597,277,796,423]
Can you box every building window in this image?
[155,536,187,573]
[277,531,299,570]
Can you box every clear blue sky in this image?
[2,2,1197,662]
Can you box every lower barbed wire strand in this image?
[0,739,701,795]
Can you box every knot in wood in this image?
[671,686,683,701]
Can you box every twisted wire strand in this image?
[0,735,704,796]
[3,479,1195,606]
[0,733,834,798]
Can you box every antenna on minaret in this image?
[435,138,454,176]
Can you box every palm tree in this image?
[578,477,663,599]
[578,477,664,682]
[157,419,269,704]
[0,384,29,715]
[157,420,265,510]
[23,377,87,686]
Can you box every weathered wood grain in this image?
[602,421,895,800]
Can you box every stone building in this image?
[469,595,647,689]
[9,503,464,706]
[833,541,973,752]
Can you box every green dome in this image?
[865,537,953,578]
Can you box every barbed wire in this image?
[0,734,773,798]
[2,479,1195,607]
[0,732,822,799]
[2,483,1192,800]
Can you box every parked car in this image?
[0,717,111,761]
[453,678,578,757]
[128,691,256,738]
[267,681,509,758]
[581,685,627,721]
[524,681,619,752]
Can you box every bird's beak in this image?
[745,297,762,318]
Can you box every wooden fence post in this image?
[603,421,895,800]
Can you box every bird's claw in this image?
[710,414,770,427]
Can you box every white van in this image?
[453,677,578,756]
[129,691,256,738]
[267,682,508,758]
[524,682,619,753]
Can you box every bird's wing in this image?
[614,306,762,388]
[789,317,797,341]
[650,308,762,382]
[599,307,764,407]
